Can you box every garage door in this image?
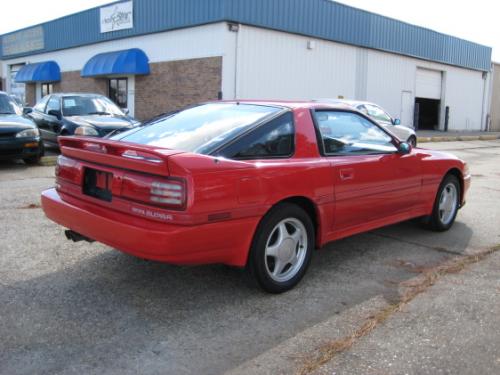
[416,68,442,100]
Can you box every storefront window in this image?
[108,78,128,109]
[42,83,53,97]
[9,64,26,104]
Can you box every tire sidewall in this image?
[431,174,460,231]
[409,136,417,147]
[248,203,315,293]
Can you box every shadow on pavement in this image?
[0,218,473,375]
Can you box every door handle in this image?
[339,168,354,181]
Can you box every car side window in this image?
[45,97,61,114]
[34,96,50,112]
[363,104,392,124]
[219,112,294,159]
[314,110,397,155]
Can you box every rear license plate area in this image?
[83,168,113,202]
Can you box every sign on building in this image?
[2,27,44,56]
[100,1,134,33]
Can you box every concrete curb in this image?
[418,135,500,143]
[224,296,390,375]
[39,155,58,166]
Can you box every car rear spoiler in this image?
[58,136,183,176]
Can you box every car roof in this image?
[50,92,106,98]
[314,98,381,108]
[217,100,354,111]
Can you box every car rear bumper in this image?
[41,188,259,266]
[0,137,41,160]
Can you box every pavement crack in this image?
[296,244,500,375]
[368,232,464,255]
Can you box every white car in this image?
[315,99,417,146]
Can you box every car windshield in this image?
[0,95,22,115]
[62,96,125,117]
[113,103,281,154]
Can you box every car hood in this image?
[68,115,138,129]
[0,114,37,133]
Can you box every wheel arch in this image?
[445,167,464,204]
[269,196,321,247]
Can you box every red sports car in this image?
[42,101,470,293]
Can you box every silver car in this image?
[315,99,417,146]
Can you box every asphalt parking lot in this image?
[1,140,500,375]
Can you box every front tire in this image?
[23,141,45,165]
[424,174,460,232]
[247,203,314,293]
[23,156,41,165]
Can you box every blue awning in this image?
[81,48,150,77]
[15,61,61,83]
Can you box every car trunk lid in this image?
[56,136,189,220]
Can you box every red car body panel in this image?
[41,101,470,266]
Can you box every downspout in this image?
[233,24,240,100]
[481,66,492,131]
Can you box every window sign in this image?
[100,1,133,33]
[63,99,77,108]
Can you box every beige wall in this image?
[25,84,36,106]
[23,57,222,122]
[135,56,222,121]
[54,71,107,97]
[491,63,500,131]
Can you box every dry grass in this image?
[19,203,41,209]
[297,245,500,375]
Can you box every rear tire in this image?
[246,203,314,294]
[423,174,460,232]
[408,136,417,147]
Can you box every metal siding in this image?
[235,26,357,100]
[0,0,491,71]
[364,48,485,131]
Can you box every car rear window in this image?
[113,103,281,154]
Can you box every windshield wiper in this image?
[0,112,15,115]
[88,111,111,115]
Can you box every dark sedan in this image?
[0,92,43,164]
[27,93,140,148]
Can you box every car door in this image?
[29,96,50,141]
[312,109,421,232]
[44,96,63,144]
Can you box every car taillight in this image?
[150,181,184,206]
[122,174,187,210]
[55,155,80,185]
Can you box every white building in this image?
[0,0,493,130]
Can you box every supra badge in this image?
[131,206,173,221]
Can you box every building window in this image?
[42,83,53,97]
[108,78,128,109]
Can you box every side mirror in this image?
[23,107,33,115]
[123,108,130,115]
[48,109,62,120]
[393,118,401,125]
[398,142,412,155]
